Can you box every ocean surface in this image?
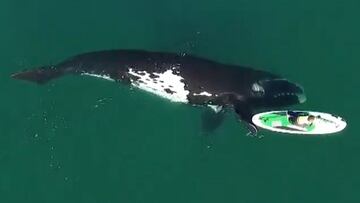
[1,0,359,202]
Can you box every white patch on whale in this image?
[128,68,190,103]
[193,91,213,97]
[81,73,115,81]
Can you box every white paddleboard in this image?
[252,110,347,135]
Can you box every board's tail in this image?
[11,66,64,84]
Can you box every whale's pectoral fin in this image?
[201,107,226,134]
[234,102,258,137]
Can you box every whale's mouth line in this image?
[255,79,306,104]
[272,92,297,97]
[272,92,306,103]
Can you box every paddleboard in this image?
[252,110,347,135]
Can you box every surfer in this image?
[287,111,316,128]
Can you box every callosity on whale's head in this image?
[250,78,306,107]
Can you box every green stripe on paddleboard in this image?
[260,113,290,127]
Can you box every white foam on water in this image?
[208,105,222,113]
[81,73,115,81]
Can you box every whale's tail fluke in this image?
[11,66,63,84]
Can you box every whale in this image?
[11,49,306,135]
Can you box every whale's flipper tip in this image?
[11,66,62,84]
[201,108,226,133]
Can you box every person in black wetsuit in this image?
[288,111,316,128]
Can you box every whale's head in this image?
[250,78,306,107]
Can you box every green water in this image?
[1,0,359,202]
